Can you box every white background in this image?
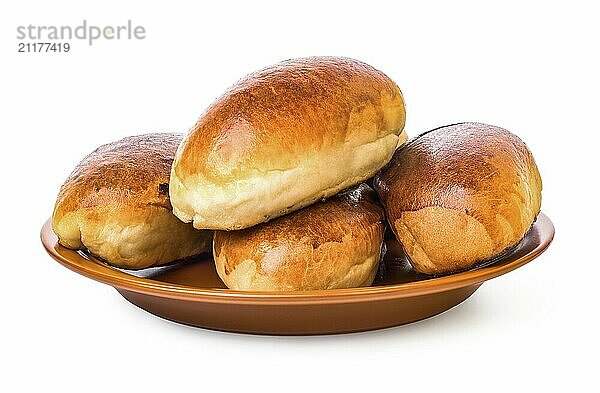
[1,0,598,391]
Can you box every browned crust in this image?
[174,56,405,183]
[374,122,542,274]
[213,185,385,290]
[53,133,182,222]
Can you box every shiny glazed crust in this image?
[374,122,542,275]
[52,133,212,269]
[170,56,406,230]
[213,185,385,291]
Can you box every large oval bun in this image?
[213,184,385,291]
[170,57,406,230]
[374,122,542,275]
[52,133,212,270]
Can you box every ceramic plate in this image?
[41,213,554,335]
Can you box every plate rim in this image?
[41,213,554,305]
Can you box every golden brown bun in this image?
[52,133,212,270]
[213,184,385,291]
[170,57,407,230]
[374,122,542,275]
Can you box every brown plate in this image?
[41,213,554,335]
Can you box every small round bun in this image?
[374,122,542,275]
[170,56,406,230]
[213,184,385,291]
[52,133,212,270]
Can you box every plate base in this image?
[117,284,481,335]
